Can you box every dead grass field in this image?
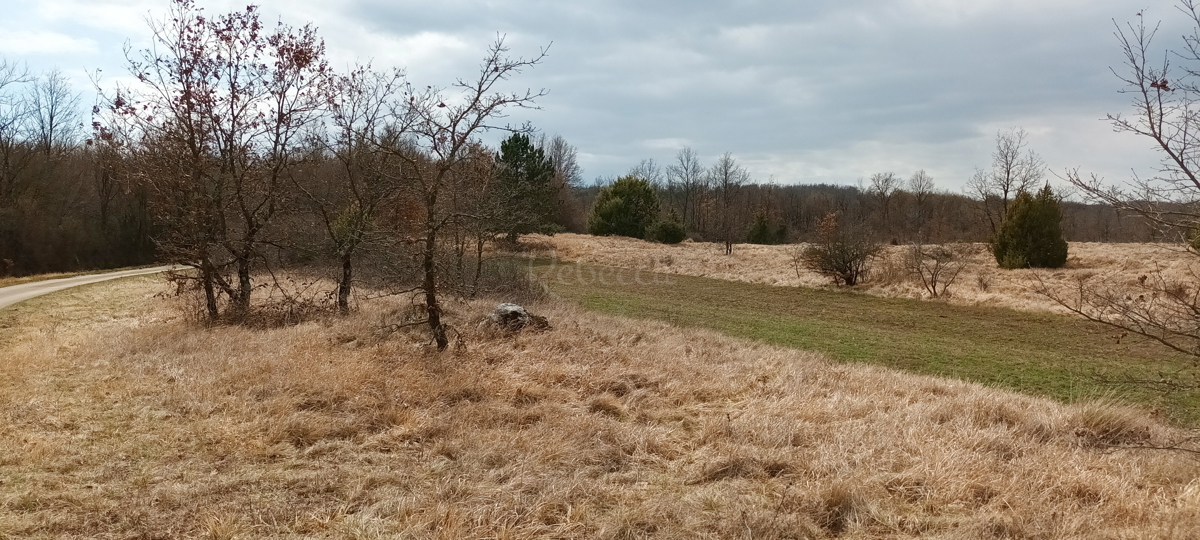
[2,276,1200,538]
[538,234,1198,315]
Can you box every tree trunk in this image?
[424,228,448,350]
[234,255,252,314]
[471,235,486,299]
[423,195,448,350]
[201,259,219,321]
[337,253,352,314]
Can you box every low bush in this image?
[905,243,972,298]
[795,212,880,286]
[587,175,660,239]
[650,210,687,244]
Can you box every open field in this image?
[3,276,1200,538]
[537,234,1199,315]
[531,260,1200,425]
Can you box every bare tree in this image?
[868,171,901,231]
[382,36,546,350]
[628,158,663,186]
[103,0,330,319]
[29,70,80,156]
[537,133,583,231]
[909,169,934,238]
[299,64,405,313]
[86,120,127,235]
[538,134,581,188]
[710,152,748,255]
[0,59,32,209]
[966,128,1044,236]
[666,147,705,234]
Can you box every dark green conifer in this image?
[492,133,560,242]
[587,176,660,239]
[992,184,1068,269]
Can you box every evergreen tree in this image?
[774,222,789,244]
[588,175,659,239]
[746,211,776,244]
[650,209,687,244]
[492,133,560,242]
[992,184,1068,268]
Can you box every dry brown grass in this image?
[2,275,1200,538]
[540,233,1200,315]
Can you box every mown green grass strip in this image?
[531,260,1200,425]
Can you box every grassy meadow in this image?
[538,234,1200,315]
[531,259,1200,425]
[1,271,1200,538]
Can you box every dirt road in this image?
[0,266,173,310]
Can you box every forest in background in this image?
[0,60,1148,280]
[0,0,1164,285]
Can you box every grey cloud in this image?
[5,0,1186,189]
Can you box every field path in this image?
[0,266,172,310]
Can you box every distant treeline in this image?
[0,67,156,276]
[573,178,1149,246]
[0,66,1153,279]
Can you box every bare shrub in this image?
[904,243,972,298]
[976,271,992,292]
[164,269,338,328]
[795,212,880,287]
[870,251,908,287]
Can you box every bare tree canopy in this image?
[538,134,585,231]
[868,171,901,227]
[710,152,749,255]
[909,169,935,238]
[29,70,80,156]
[538,133,582,190]
[382,36,547,350]
[967,128,1045,236]
[666,147,706,233]
[101,0,332,319]
[628,158,663,186]
[1063,3,1200,242]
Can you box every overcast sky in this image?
[1,0,1189,192]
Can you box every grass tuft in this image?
[1071,399,1156,447]
[691,456,793,484]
